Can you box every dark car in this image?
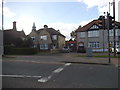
[62,46,71,53]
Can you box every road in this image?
[2,54,119,88]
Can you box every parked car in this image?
[62,46,71,53]
[111,46,120,54]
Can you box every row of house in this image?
[2,16,120,53]
[3,21,65,51]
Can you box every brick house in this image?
[4,21,26,46]
[28,23,65,50]
[76,18,120,52]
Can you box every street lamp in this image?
[2,0,4,55]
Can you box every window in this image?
[31,36,35,41]
[109,30,113,36]
[88,42,100,48]
[90,25,99,29]
[79,32,85,38]
[109,29,120,36]
[88,30,99,37]
[40,35,47,40]
[110,41,120,47]
[52,35,57,40]
[40,44,48,50]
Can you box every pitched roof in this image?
[115,21,120,26]
[76,20,99,32]
[4,29,26,38]
[76,20,120,32]
[37,28,65,37]
[18,30,26,37]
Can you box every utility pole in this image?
[2,0,4,55]
[107,12,111,64]
[113,0,116,56]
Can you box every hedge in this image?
[4,46,38,55]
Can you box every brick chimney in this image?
[13,21,17,31]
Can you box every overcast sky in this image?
[0,0,120,40]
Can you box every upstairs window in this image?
[109,29,120,36]
[31,36,35,41]
[79,32,85,38]
[52,35,57,40]
[90,25,99,29]
[40,35,47,40]
[88,30,99,37]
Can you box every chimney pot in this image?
[13,21,17,31]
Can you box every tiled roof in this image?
[115,21,120,26]
[37,28,65,37]
[76,20,120,32]
[76,20,99,32]
[4,29,26,39]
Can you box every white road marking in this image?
[38,77,49,83]
[0,75,41,78]
[53,68,64,73]
[65,63,71,66]
[38,63,72,83]
[38,75,52,83]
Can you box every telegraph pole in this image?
[113,0,116,56]
[2,0,4,55]
[107,12,111,64]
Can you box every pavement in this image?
[2,53,120,67]
[60,53,120,67]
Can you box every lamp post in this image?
[113,0,116,56]
[107,12,111,64]
[2,0,4,55]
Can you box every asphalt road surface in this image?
[2,55,119,88]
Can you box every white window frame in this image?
[52,35,57,40]
[109,29,120,36]
[79,32,85,38]
[88,42,100,48]
[40,44,48,50]
[40,35,47,40]
[88,30,99,37]
[90,25,99,29]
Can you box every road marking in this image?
[38,77,49,83]
[53,68,64,73]
[65,63,71,66]
[38,63,71,83]
[0,75,41,78]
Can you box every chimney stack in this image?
[44,25,48,29]
[13,21,17,31]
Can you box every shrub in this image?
[4,47,38,55]
[4,45,15,54]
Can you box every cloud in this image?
[77,0,120,21]
[16,15,36,33]
[0,0,16,17]
[46,22,80,40]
